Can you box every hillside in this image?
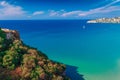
[0,28,70,80]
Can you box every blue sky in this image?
[0,0,120,19]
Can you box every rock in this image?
[1,28,20,40]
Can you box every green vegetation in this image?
[0,28,70,80]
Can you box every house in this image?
[6,32,13,39]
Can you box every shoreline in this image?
[87,17,120,23]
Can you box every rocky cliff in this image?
[1,28,20,40]
[0,28,70,80]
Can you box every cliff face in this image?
[1,28,20,40]
[0,28,70,80]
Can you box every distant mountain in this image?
[87,17,120,23]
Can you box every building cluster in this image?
[87,17,120,23]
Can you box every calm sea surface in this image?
[0,20,120,80]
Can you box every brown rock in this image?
[1,28,20,40]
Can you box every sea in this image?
[0,20,120,80]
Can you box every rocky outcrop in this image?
[0,28,70,80]
[87,17,120,23]
[1,28,20,40]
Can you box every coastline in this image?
[1,20,120,80]
[87,17,120,23]
[0,28,70,80]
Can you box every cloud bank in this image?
[61,0,120,18]
[0,1,26,19]
[33,11,44,16]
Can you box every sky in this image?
[0,0,120,20]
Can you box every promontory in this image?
[0,28,70,80]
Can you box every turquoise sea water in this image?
[0,20,120,80]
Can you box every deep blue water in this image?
[0,20,120,80]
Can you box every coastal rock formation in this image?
[0,28,70,80]
[1,28,20,40]
[87,17,120,23]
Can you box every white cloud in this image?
[103,0,120,8]
[49,10,65,16]
[49,10,60,16]
[48,0,120,18]
[0,1,26,18]
[78,6,120,17]
[0,1,8,6]
[0,0,119,19]
[62,11,81,17]
[59,0,120,18]
[80,0,120,16]
[33,11,44,16]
